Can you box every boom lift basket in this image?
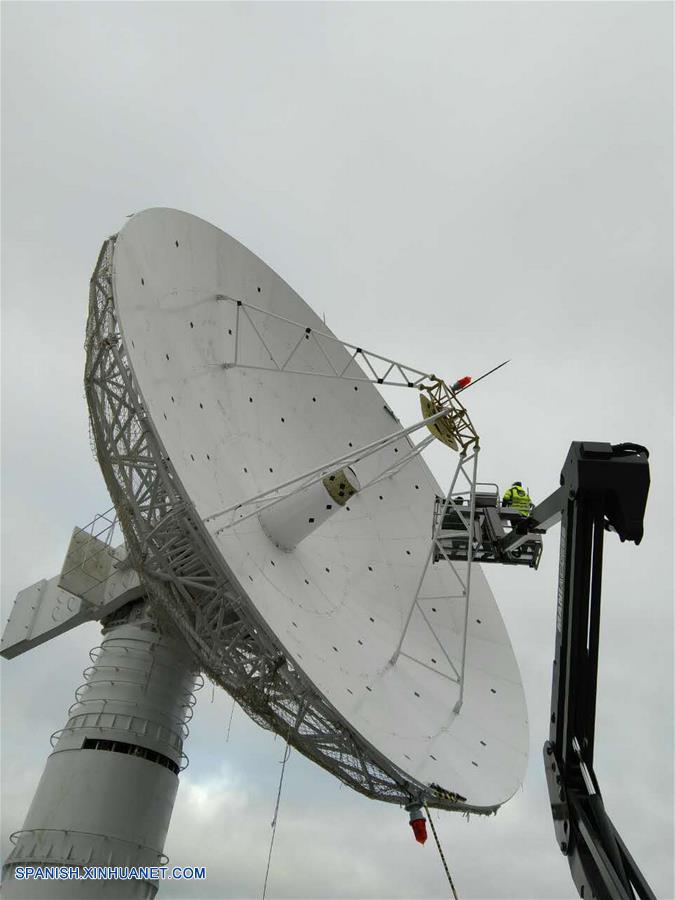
[432,489,543,569]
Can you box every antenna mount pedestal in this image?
[2,600,198,899]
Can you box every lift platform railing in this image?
[432,488,543,569]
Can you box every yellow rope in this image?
[424,804,460,900]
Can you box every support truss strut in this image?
[391,449,480,714]
[216,294,480,452]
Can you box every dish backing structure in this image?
[1,209,528,898]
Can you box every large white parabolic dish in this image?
[87,208,528,813]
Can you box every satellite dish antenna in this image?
[2,209,528,897]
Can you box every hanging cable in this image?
[226,697,236,742]
[424,803,459,900]
[262,738,291,900]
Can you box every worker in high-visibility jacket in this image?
[502,481,532,516]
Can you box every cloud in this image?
[2,3,672,899]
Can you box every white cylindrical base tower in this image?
[2,601,198,899]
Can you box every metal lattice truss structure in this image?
[218,294,480,452]
[205,410,442,535]
[391,449,480,714]
[85,237,490,814]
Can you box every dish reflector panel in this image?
[91,208,528,811]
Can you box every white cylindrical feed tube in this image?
[258,467,360,551]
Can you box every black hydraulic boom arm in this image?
[512,442,654,900]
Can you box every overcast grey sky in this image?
[1,3,672,899]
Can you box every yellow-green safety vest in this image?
[503,484,531,515]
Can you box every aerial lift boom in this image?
[507,441,655,900]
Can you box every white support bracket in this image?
[206,406,451,535]
[1,513,143,660]
[390,449,480,715]
[217,294,432,389]
[215,293,480,454]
